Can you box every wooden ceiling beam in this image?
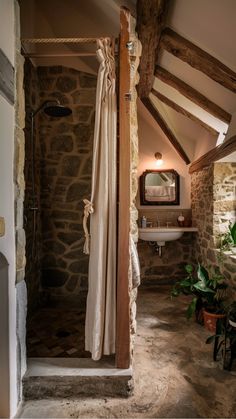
[142,97,190,164]
[136,0,170,98]
[155,66,231,124]
[189,135,236,173]
[151,88,218,136]
[160,27,236,93]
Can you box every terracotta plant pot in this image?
[203,309,226,333]
[195,307,204,325]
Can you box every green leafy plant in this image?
[220,221,236,251]
[194,265,228,314]
[229,222,236,246]
[171,264,203,320]
[172,264,228,319]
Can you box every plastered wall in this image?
[0,0,18,417]
[137,100,191,210]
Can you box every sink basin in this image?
[139,227,183,244]
[139,227,198,246]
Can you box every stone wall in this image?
[191,163,236,295]
[23,59,42,312]
[191,166,214,263]
[213,162,236,238]
[138,233,195,284]
[38,66,96,297]
[138,208,192,228]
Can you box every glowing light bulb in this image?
[155,158,163,166]
[154,152,163,166]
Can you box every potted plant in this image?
[206,301,236,369]
[220,221,236,254]
[194,265,229,332]
[172,264,229,332]
[171,264,204,323]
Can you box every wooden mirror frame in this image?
[140,169,180,205]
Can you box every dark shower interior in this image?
[24,59,97,357]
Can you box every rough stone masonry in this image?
[24,64,97,300]
[191,162,236,296]
[38,66,96,297]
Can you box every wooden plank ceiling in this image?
[136,0,236,166]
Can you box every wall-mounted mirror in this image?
[140,170,180,205]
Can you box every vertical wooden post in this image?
[116,7,131,369]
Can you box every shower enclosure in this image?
[23,60,97,358]
[29,100,72,257]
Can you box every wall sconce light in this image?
[155,152,163,167]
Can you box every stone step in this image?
[23,358,133,400]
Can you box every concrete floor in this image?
[17,286,236,418]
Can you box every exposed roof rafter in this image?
[160,27,236,93]
[142,97,190,164]
[136,0,170,97]
[189,135,236,173]
[155,66,231,125]
[151,88,219,136]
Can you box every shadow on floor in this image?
[27,294,89,358]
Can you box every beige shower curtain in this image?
[83,38,117,360]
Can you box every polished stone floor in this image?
[18,286,236,418]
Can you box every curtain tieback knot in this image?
[83,199,94,255]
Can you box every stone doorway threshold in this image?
[23,358,133,399]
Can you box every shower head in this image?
[31,100,72,118]
[43,102,72,117]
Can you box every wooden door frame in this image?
[116,7,132,369]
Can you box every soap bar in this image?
[0,217,5,237]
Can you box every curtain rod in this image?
[22,52,97,58]
[21,37,118,58]
[21,37,118,44]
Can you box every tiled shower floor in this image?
[27,298,90,358]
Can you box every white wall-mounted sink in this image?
[139,227,198,246]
